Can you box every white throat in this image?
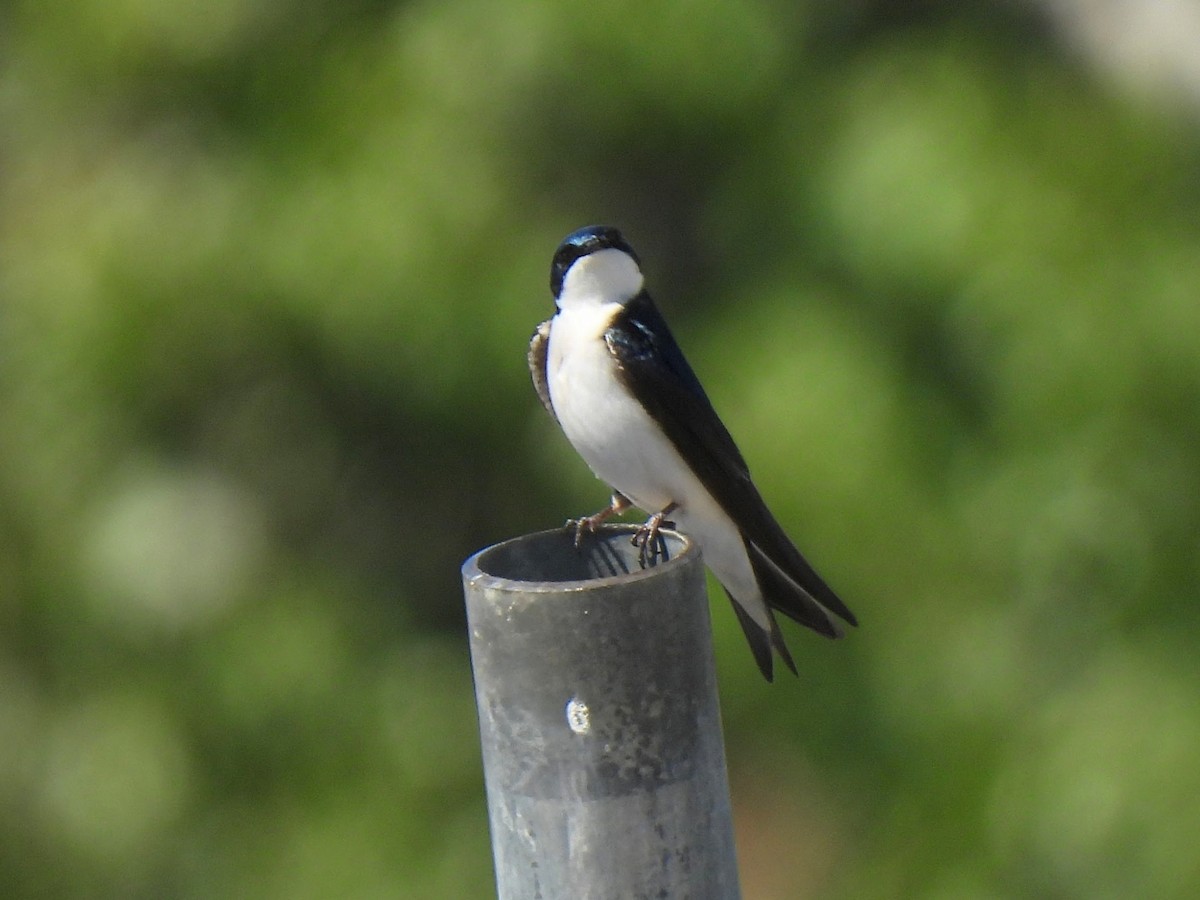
[557,248,644,310]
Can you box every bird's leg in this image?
[632,502,678,567]
[566,492,632,548]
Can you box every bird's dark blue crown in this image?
[550,225,639,298]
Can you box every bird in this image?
[528,224,857,681]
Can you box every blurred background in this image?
[3,0,1200,897]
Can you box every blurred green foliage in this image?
[3,1,1200,897]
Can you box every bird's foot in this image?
[565,493,632,548]
[631,503,678,567]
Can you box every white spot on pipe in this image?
[565,697,590,734]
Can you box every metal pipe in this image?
[462,525,741,900]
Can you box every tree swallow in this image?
[528,225,857,681]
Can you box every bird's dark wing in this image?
[605,291,857,635]
[528,318,556,421]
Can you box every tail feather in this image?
[720,532,855,681]
[728,594,778,681]
[768,612,799,678]
[726,589,800,682]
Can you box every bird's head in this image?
[550,225,644,309]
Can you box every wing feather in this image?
[605,291,856,631]
[528,318,556,421]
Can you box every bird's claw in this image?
[565,513,608,549]
[631,512,676,567]
[565,494,632,549]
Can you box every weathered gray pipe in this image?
[462,525,741,900]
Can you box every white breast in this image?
[546,302,677,513]
[546,297,765,628]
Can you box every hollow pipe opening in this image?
[465,524,694,586]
